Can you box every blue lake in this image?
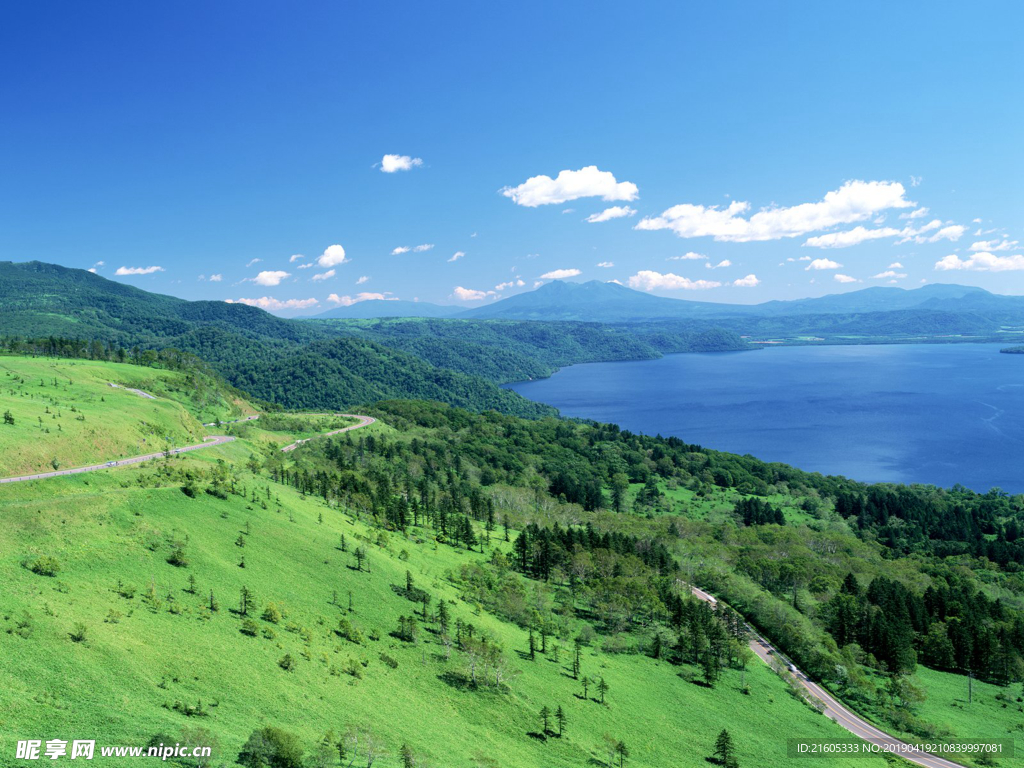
[506,343,1024,492]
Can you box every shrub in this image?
[237,727,304,768]
[69,623,88,643]
[262,603,282,623]
[29,556,61,577]
[379,653,399,669]
[278,654,295,672]
[240,619,260,637]
[166,547,189,568]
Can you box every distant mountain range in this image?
[311,279,1024,323]
[313,300,462,319]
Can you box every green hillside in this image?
[0,427,876,768]
[0,356,254,477]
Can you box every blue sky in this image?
[2,2,1022,315]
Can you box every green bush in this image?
[29,555,61,577]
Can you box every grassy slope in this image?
[0,439,880,768]
[0,357,253,477]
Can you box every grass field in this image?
[0,357,251,477]
[0,441,884,768]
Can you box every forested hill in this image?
[0,261,749,415]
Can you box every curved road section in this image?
[688,585,967,768]
[0,413,375,485]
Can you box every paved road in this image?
[0,435,236,485]
[688,585,967,768]
[1,413,376,485]
[280,414,376,452]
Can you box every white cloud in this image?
[391,246,411,255]
[804,226,902,249]
[834,274,860,283]
[910,224,966,244]
[910,175,922,187]
[246,258,262,268]
[935,252,1024,272]
[412,244,434,252]
[627,270,721,291]
[381,154,423,173]
[596,261,615,268]
[585,205,637,223]
[227,297,318,311]
[448,251,465,263]
[669,252,708,261]
[356,276,369,285]
[899,207,929,220]
[451,286,496,302]
[733,274,760,287]
[87,268,97,273]
[494,279,526,291]
[805,258,842,271]
[635,180,913,242]
[318,244,349,268]
[251,270,290,286]
[289,254,305,263]
[209,274,223,282]
[311,269,336,282]
[115,266,164,276]
[501,166,638,207]
[539,268,582,280]
[297,263,315,269]
[872,270,907,279]
[970,239,1018,252]
[327,292,393,306]
[705,259,732,269]
[888,262,904,269]
[94,260,105,267]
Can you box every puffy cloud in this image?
[451,286,496,302]
[289,254,305,263]
[412,244,434,252]
[318,244,349,268]
[834,274,860,283]
[899,207,929,220]
[935,252,1024,272]
[448,251,465,263]
[115,266,164,276]
[705,259,732,269]
[596,261,615,268]
[391,246,411,255]
[87,268,97,273]
[327,292,393,306]
[381,154,423,173]
[227,297,318,311]
[970,239,1018,252]
[501,166,638,207]
[246,258,262,268]
[805,258,842,271]
[627,270,721,291]
[585,205,637,223]
[311,269,336,282]
[539,268,582,280]
[669,252,708,261]
[251,270,290,286]
[872,270,907,279]
[494,279,526,291]
[209,274,223,282]
[635,180,913,242]
[732,274,760,287]
[356,276,370,285]
[888,262,904,269]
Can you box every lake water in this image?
[506,343,1024,492]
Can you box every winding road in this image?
[688,585,969,768]
[0,400,376,485]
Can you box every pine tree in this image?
[581,675,591,700]
[539,705,551,735]
[597,677,609,704]
[555,705,566,737]
[714,729,737,768]
[616,741,630,768]
[400,743,415,768]
[239,585,251,616]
